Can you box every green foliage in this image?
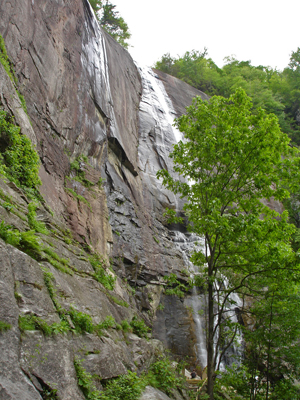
[0,219,74,275]
[0,221,42,259]
[153,236,159,244]
[95,315,116,336]
[65,187,92,211]
[43,247,73,275]
[146,355,185,396]
[40,387,59,400]
[241,281,300,398]
[89,254,116,290]
[68,306,94,334]
[0,320,12,332]
[120,319,131,332]
[19,230,43,259]
[215,363,300,400]
[19,314,53,336]
[19,313,70,336]
[100,371,146,400]
[74,354,187,400]
[0,35,27,114]
[42,268,62,313]
[74,357,101,400]
[163,273,189,298]
[97,315,116,330]
[0,220,21,247]
[154,48,300,145]
[0,109,40,192]
[89,0,131,49]
[129,316,150,338]
[0,35,16,83]
[27,202,48,234]
[69,155,95,189]
[157,88,300,399]
[107,293,129,308]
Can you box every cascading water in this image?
[136,66,210,368]
[216,278,244,369]
[172,232,208,368]
[135,65,244,370]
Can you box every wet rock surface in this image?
[0,0,210,397]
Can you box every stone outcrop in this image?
[0,0,211,398]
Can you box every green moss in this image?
[0,320,12,332]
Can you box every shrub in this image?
[146,355,185,396]
[74,357,101,400]
[68,306,94,334]
[0,110,40,191]
[18,314,52,335]
[120,319,132,333]
[19,230,42,260]
[0,220,21,247]
[27,202,48,234]
[130,316,150,338]
[100,371,146,400]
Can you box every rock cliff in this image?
[0,0,210,398]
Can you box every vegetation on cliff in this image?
[0,110,41,196]
[89,0,131,49]
[158,88,300,399]
[155,48,300,146]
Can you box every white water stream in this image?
[136,68,244,369]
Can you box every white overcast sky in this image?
[111,0,300,71]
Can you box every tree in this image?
[243,280,300,400]
[157,89,300,399]
[89,0,102,14]
[89,0,131,49]
[155,50,300,144]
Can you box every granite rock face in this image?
[0,0,210,398]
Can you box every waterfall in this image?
[136,68,209,368]
[216,278,244,369]
[136,65,243,370]
[172,232,208,369]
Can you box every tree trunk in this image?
[207,277,214,400]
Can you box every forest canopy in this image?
[155,48,300,146]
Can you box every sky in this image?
[111,0,300,71]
